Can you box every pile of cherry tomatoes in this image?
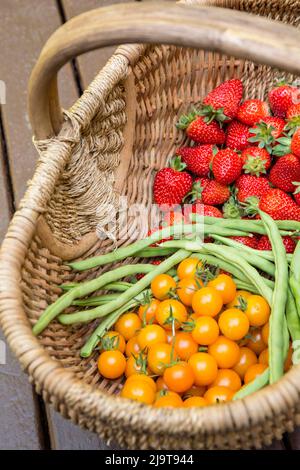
[97,258,292,408]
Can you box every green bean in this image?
[201,216,300,232]
[80,299,139,358]
[32,264,155,336]
[72,293,120,307]
[137,247,177,257]
[191,252,249,283]
[259,210,289,384]
[233,280,259,294]
[58,249,190,325]
[286,290,300,343]
[290,240,300,319]
[233,369,269,400]
[61,281,133,292]
[211,234,292,263]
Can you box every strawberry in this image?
[201,180,230,206]
[226,120,251,151]
[212,149,242,184]
[241,147,271,176]
[293,182,300,206]
[202,78,243,121]
[269,154,300,193]
[257,235,296,254]
[230,236,259,249]
[274,128,300,158]
[287,102,300,120]
[285,103,300,136]
[249,117,285,153]
[177,113,226,145]
[268,83,298,118]
[237,99,270,126]
[153,157,193,206]
[259,188,300,221]
[162,209,184,226]
[235,174,270,203]
[183,203,223,223]
[177,144,215,176]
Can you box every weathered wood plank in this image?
[0,0,78,204]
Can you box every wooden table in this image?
[0,0,299,450]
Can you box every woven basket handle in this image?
[29,1,300,139]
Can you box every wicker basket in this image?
[1,0,300,450]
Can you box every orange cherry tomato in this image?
[138,299,160,324]
[100,330,126,353]
[125,353,149,378]
[244,363,267,384]
[233,347,258,379]
[226,290,252,309]
[204,386,234,404]
[156,376,169,392]
[183,396,208,407]
[208,336,240,369]
[210,369,241,392]
[137,324,167,350]
[163,362,194,393]
[192,287,223,317]
[262,322,269,345]
[245,295,270,327]
[151,274,176,300]
[246,328,266,355]
[125,373,156,392]
[183,385,207,398]
[125,336,140,357]
[147,342,176,375]
[177,277,200,306]
[121,380,155,404]
[188,352,218,386]
[97,350,126,379]
[258,348,269,366]
[177,258,202,280]
[218,308,250,341]
[155,299,188,330]
[284,344,293,372]
[208,274,237,304]
[191,316,219,345]
[154,391,183,408]
[115,312,142,341]
[174,332,198,361]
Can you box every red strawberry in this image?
[162,209,184,226]
[177,114,226,145]
[259,188,300,221]
[237,99,270,126]
[285,103,300,136]
[257,235,296,254]
[291,129,300,158]
[201,180,230,205]
[293,182,300,206]
[268,83,298,118]
[203,205,223,218]
[287,102,300,120]
[183,203,223,223]
[226,120,251,151]
[249,117,285,153]
[212,149,242,184]
[274,128,300,158]
[177,144,215,176]
[203,79,243,121]
[230,236,259,249]
[241,147,271,176]
[269,154,300,193]
[235,174,270,203]
[153,157,193,206]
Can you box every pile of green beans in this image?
[33,213,300,401]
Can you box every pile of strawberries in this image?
[153,78,300,253]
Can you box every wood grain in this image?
[0,0,78,204]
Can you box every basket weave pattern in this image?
[1,0,300,449]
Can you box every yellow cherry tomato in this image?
[115,312,142,341]
[97,350,126,379]
[208,274,237,304]
[121,380,155,404]
[183,385,207,398]
[191,316,220,345]
[262,322,269,345]
[125,354,149,378]
[192,287,223,317]
[151,274,176,300]
[174,332,198,361]
[147,342,176,375]
[245,295,270,327]
[244,363,267,384]
[138,298,160,324]
[155,299,188,330]
[226,290,252,309]
[177,277,200,306]
[177,258,202,280]
[125,373,156,392]
[188,352,218,386]
[100,330,126,353]
[208,336,240,369]
[204,386,234,404]
[183,396,208,407]
[163,362,195,393]
[258,348,269,366]
[210,369,241,392]
[233,347,257,379]
[218,308,250,341]
[154,391,183,408]
[246,328,266,355]
[137,324,167,350]
[125,336,140,357]
[156,376,169,392]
